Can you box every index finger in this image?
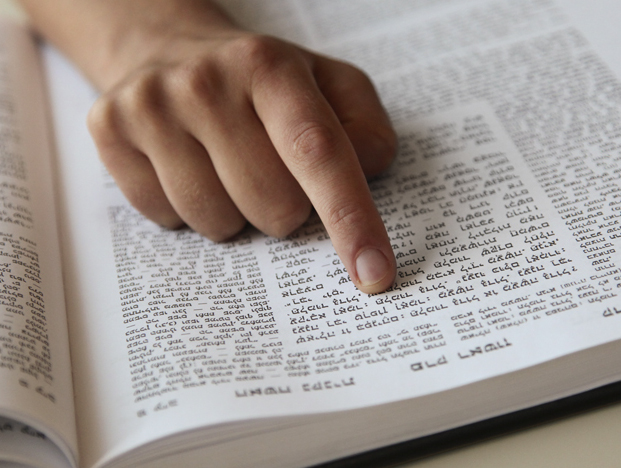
[251,51,396,293]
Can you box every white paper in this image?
[42,0,621,466]
[0,20,76,468]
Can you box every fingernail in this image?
[356,248,390,287]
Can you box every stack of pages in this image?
[1,0,621,467]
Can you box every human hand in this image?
[22,0,398,293]
[88,24,397,293]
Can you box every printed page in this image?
[0,21,76,468]
[45,0,621,467]
[0,417,69,468]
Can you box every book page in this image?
[0,416,70,468]
[45,0,621,466]
[0,21,76,468]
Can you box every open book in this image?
[3,0,621,466]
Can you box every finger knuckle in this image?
[205,221,246,243]
[87,95,119,143]
[291,122,341,169]
[172,58,223,109]
[325,202,368,236]
[120,72,166,119]
[229,35,285,72]
[262,198,312,238]
[229,35,305,88]
[87,97,131,170]
[119,181,182,231]
[175,181,210,221]
[174,183,245,242]
[91,73,168,142]
[200,212,247,242]
[128,188,169,222]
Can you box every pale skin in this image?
[18,0,398,293]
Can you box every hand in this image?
[21,0,398,293]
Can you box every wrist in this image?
[18,0,242,91]
[91,1,241,91]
